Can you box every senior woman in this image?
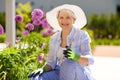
[29,4,95,80]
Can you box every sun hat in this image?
[46,4,87,32]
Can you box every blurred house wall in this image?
[0,0,120,17]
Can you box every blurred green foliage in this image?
[0,34,5,43]
[94,38,120,45]
[87,13,120,39]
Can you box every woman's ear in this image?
[73,18,76,24]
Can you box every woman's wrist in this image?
[74,54,80,61]
[43,67,49,72]
[43,64,52,72]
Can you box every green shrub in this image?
[87,13,120,39]
[94,38,120,45]
[0,34,5,43]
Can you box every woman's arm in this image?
[43,64,53,71]
[77,56,89,66]
[78,31,94,66]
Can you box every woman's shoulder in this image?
[76,29,88,36]
[78,29,91,42]
[50,31,61,39]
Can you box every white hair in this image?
[57,9,76,20]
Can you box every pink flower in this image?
[40,43,45,49]
[23,30,29,36]
[15,15,23,22]
[41,28,53,36]
[38,54,44,63]
[32,19,41,26]
[0,24,4,35]
[45,54,48,59]
[41,19,49,28]
[108,34,112,39]
[46,29,53,35]
[31,9,44,19]
[25,23,34,31]
[16,37,21,42]
[6,41,11,47]
[31,15,38,21]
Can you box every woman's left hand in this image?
[63,48,80,61]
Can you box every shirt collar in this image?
[57,26,77,46]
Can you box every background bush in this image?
[87,13,120,39]
[0,34,5,43]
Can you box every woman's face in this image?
[57,10,75,30]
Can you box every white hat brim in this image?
[46,4,87,32]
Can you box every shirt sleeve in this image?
[80,31,94,65]
[46,33,58,69]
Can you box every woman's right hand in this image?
[28,68,43,78]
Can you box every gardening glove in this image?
[28,68,43,78]
[28,67,48,78]
[63,46,80,61]
[63,46,71,57]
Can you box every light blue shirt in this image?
[47,26,94,69]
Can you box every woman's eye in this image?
[66,16,71,19]
[59,17,63,19]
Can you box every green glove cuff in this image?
[73,54,80,61]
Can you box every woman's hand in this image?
[63,46,80,61]
[28,68,43,78]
